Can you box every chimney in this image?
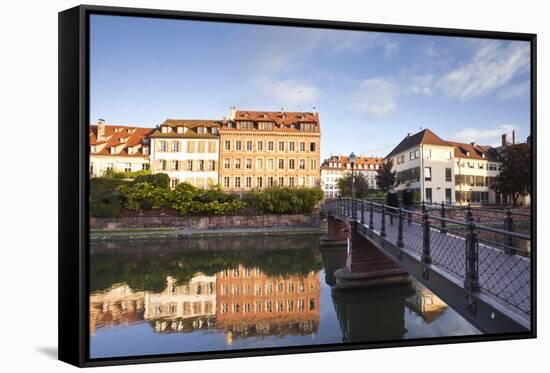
[97,118,106,141]
[512,130,516,145]
[470,142,476,146]
[229,106,237,120]
[407,133,412,137]
[502,133,508,147]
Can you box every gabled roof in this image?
[320,155,384,170]
[387,129,452,158]
[161,119,221,128]
[446,141,501,162]
[149,119,221,139]
[89,124,154,157]
[222,109,320,133]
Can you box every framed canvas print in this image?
[58,4,537,367]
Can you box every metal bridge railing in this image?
[322,198,532,316]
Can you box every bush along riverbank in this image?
[89,174,325,238]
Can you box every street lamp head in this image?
[349,152,357,166]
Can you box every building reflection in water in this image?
[90,267,320,344]
[405,283,448,323]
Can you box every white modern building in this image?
[320,155,383,198]
[386,129,507,205]
[89,119,153,177]
[149,119,221,189]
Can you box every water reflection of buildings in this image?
[216,265,320,344]
[405,284,448,323]
[89,268,321,343]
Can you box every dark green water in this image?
[89,235,479,359]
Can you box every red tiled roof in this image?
[321,155,383,170]
[386,129,451,158]
[89,124,154,157]
[222,109,320,133]
[447,141,501,161]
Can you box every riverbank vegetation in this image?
[90,173,324,218]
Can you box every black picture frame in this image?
[59,4,537,368]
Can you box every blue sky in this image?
[90,14,531,159]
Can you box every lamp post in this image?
[349,152,357,219]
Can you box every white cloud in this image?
[498,81,530,99]
[407,74,434,96]
[450,124,517,145]
[256,78,319,107]
[351,77,397,117]
[437,41,530,101]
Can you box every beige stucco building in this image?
[218,108,321,192]
[149,119,221,189]
[320,155,383,198]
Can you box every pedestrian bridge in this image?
[321,198,532,334]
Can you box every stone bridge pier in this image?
[320,215,350,247]
[334,220,410,289]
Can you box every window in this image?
[289,142,295,151]
[424,149,431,159]
[445,188,452,204]
[246,177,252,188]
[159,160,167,171]
[246,158,252,169]
[288,177,295,187]
[424,167,432,181]
[299,177,305,186]
[410,149,420,160]
[170,178,179,189]
[278,159,285,169]
[237,121,254,130]
[208,160,216,171]
[279,141,285,151]
[268,177,274,187]
[186,160,193,171]
[124,163,131,172]
[288,159,295,169]
[171,160,179,171]
[278,177,284,186]
[235,159,241,169]
[223,177,230,188]
[197,127,206,134]
[300,142,306,152]
[256,177,263,188]
[397,155,405,164]
[235,141,242,151]
[142,163,149,170]
[171,141,179,152]
[310,142,316,152]
[198,141,206,153]
[257,141,263,151]
[478,163,484,169]
[224,140,231,150]
[310,159,317,170]
[234,177,241,188]
[187,141,195,153]
[161,126,169,134]
[268,141,274,151]
[246,141,253,151]
[299,159,305,170]
[224,158,230,169]
[198,160,204,171]
[258,122,274,130]
[267,159,274,170]
[208,141,217,153]
[256,158,263,170]
[445,168,452,182]
[425,188,432,203]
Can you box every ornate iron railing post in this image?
[360,200,365,224]
[466,203,472,222]
[504,208,514,254]
[440,202,447,234]
[421,210,432,263]
[422,201,426,215]
[397,208,404,247]
[381,205,386,237]
[369,201,374,228]
[464,218,479,292]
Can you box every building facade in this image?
[218,108,321,192]
[386,129,506,205]
[89,120,153,177]
[149,119,221,189]
[320,155,383,198]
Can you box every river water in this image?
[89,235,479,359]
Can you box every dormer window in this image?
[176,127,185,134]
[212,127,219,135]
[120,137,128,143]
[143,146,149,155]
[128,128,136,134]
[128,147,134,155]
[161,126,170,134]
[91,146,97,153]
[197,127,206,134]
[300,122,315,131]
[110,147,116,154]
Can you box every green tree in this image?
[376,159,396,192]
[490,143,531,206]
[336,172,369,199]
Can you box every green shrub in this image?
[113,169,152,179]
[132,173,169,189]
[246,186,323,214]
[89,177,129,217]
[117,182,171,210]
